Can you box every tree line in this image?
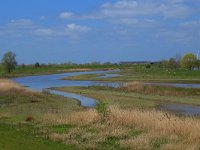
[1,51,200,73]
[161,53,200,70]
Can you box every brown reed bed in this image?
[41,106,200,149]
[42,109,99,126]
[120,81,200,96]
[0,79,37,97]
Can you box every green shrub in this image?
[95,102,110,118]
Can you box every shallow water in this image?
[13,70,200,115]
[160,104,200,116]
[13,70,119,107]
[50,90,97,107]
[149,82,200,89]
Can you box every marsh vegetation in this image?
[0,78,200,149]
[1,52,200,149]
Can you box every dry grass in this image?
[109,106,200,142]
[0,79,34,96]
[121,81,199,96]
[49,133,64,142]
[1,79,200,149]
[42,109,99,125]
[41,106,200,149]
[160,143,199,150]
[0,113,10,119]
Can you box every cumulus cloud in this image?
[76,0,197,28]
[0,18,91,39]
[59,12,74,19]
[99,0,193,19]
[65,24,91,32]
[33,24,91,38]
[0,0,199,42]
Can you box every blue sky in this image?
[0,0,200,64]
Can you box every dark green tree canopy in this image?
[1,51,17,73]
[35,62,40,68]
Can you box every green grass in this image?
[0,123,76,150]
[53,86,200,109]
[62,74,102,80]
[48,124,75,134]
[0,85,82,149]
[62,66,200,83]
[0,89,82,119]
[128,129,144,138]
[1,80,200,149]
[1,65,200,149]
[150,137,169,150]
[0,63,123,77]
[116,66,200,83]
[1,63,200,83]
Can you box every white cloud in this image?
[0,19,33,37]
[34,28,55,36]
[75,0,196,28]
[65,24,91,32]
[8,19,33,28]
[112,18,159,27]
[99,0,192,19]
[59,12,74,19]
[33,24,91,38]
[0,18,91,39]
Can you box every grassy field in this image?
[1,63,200,83]
[0,79,81,149]
[53,85,200,109]
[0,63,123,77]
[63,66,200,83]
[1,73,200,149]
[0,123,76,150]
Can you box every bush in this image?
[96,102,110,118]
[180,53,197,70]
[145,64,151,69]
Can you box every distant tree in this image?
[1,51,17,73]
[180,53,197,70]
[35,62,40,68]
[168,58,179,68]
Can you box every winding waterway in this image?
[13,70,200,116]
[13,70,120,107]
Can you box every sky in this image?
[0,0,200,64]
